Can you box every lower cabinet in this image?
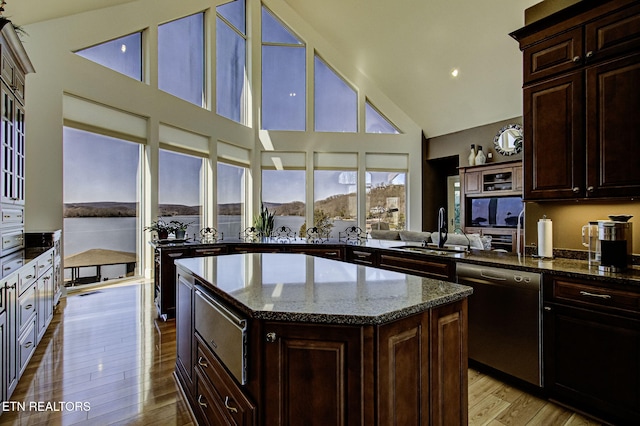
[0,310,5,401]
[194,336,256,426]
[175,270,195,396]
[544,276,640,424]
[1,248,57,402]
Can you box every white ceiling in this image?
[8,0,541,137]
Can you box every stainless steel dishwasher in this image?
[456,263,542,386]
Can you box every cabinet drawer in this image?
[37,251,54,278]
[19,261,38,295]
[193,246,228,256]
[2,206,24,224]
[195,338,256,426]
[18,317,37,376]
[379,253,452,280]
[195,288,247,385]
[289,246,343,260]
[549,278,640,314]
[585,2,640,62]
[524,27,583,83]
[18,284,37,333]
[1,251,24,277]
[1,229,24,255]
[346,249,376,265]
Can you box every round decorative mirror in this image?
[493,123,523,156]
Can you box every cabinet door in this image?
[544,303,640,424]
[585,2,640,63]
[262,322,364,426]
[523,71,584,200]
[175,271,195,396]
[463,170,481,195]
[523,27,583,83]
[0,83,24,205]
[586,53,640,198]
[0,309,5,401]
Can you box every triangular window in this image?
[366,100,400,134]
[262,7,302,45]
[314,55,357,132]
[75,32,142,81]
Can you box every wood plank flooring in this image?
[1,281,602,425]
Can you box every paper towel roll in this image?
[537,218,553,258]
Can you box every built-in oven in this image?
[456,263,542,386]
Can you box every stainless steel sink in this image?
[389,245,468,256]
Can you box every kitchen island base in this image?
[174,253,471,425]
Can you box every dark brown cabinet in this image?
[513,0,640,200]
[175,269,195,397]
[543,276,640,424]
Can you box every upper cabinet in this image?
[511,0,640,201]
[0,21,34,256]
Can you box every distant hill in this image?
[63,185,404,218]
[64,202,199,218]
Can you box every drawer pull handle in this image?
[325,252,338,256]
[25,274,33,279]
[224,396,238,413]
[197,356,208,368]
[197,394,208,408]
[25,304,33,310]
[266,332,277,343]
[572,55,581,63]
[24,341,33,349]
[579,290,611,300]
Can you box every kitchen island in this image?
[174,252,473,425]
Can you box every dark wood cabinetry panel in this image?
[523,72,583,199]
[262,322,364,426]
[544,276,640,424]
[175,270,195,397]
[379,252,453,280]
[195,337,256,426]
[430,299,468,426]
[514,0,640,201]
[586,53,640,198]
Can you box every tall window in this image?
[75,32,142,80]
[366,154,407,231]
[314,55,357,132]
[158,13,205,106]
[217,162,246,239]
[63,127,140,283]
[313,168,357,239]
[159,149,203,238]
[262,169,305,232]
[261,6,305,131]
[217,0,248,123]
[366,172,406,231]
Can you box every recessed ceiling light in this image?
[451,68,459,78]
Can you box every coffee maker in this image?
[598,215,633,272]
[583,215,633,272]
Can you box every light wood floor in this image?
[1,281,602,425]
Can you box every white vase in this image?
[475,145,486,165]
[468,144,476,166]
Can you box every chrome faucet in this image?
[437,207,448,248]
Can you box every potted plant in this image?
[169,220,192,240]
[253,204,275,238]
[144,218,172,240]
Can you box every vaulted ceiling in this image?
[9,0,540,137]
